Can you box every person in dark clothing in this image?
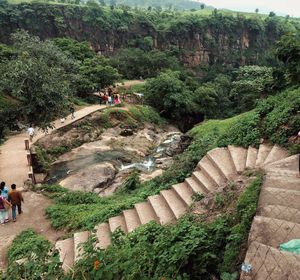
[69,105,75,119]
[8,184,24,222]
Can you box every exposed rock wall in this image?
[0,2,287,67]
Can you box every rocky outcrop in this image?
[0,2,287,67]
[60,163,116,192]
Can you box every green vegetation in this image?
[39,88,299,231]
[6,229,63,280]
[19,174,262,279]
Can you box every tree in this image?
[201,4,205,10]
[0,31,74,128]
[230,66,274,112]
[76,57,120,94]
[269,11,276,17]
[144,71,203,130]
[255,8,259,13]
[276,34,300,85]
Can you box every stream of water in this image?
[46,132,181,184]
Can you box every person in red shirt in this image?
[8,184,24,222]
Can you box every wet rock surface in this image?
[46,123,185,196]
[60,163,116,192]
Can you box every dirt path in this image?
[0,104,105,270]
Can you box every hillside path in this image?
[0,104,105,270]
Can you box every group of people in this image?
[99,88,121,106]
[0,182,24,225]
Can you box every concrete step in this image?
[192,170,216,192]
[148,194,175,225]
[264,144,289,165]
[55,238,75,272]
[207,147,237,180]
[255,143,273,167]
[264,154,299,174]
[264,175,300,191]
[245,146,258,169]
[240,241,300,280]
[134,201,159,225]
[123,209,141,233]
[172,182,194,206]
[228,145,247,173]
[185,177,206,193]
[198,156,226,186]
[108,215,127,233]
[95,223,111,249]
[258,205,300,224]
[74,231,89,262]
[259,187,300,210]
[248,216,300,248]
[160,189,188,219]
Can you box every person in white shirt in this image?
[27,125,35,142]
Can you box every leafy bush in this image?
[6,229,63,280]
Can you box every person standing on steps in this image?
[0,182,10,223]
[27,125,35,142]
[70,105,75,119]
[8,184,24,222]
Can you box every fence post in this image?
[26,152,32,166]
[28,166,36,184]
[24,139,30,150]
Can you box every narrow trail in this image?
[0,104,105,270]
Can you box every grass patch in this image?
[6,229,63,280]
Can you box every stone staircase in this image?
[54,144,293,273]
[240,154,300,279]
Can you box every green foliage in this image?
[192,192,205,202]
[220,175,263,273]
[6,229,63,280]
[230,66,274,112]
[276,33,300,85]
[112,48,180,79]
[118,171,140,192]
[69,175,262,279]
[0,30,73,129]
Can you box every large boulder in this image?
[59,163,116,192]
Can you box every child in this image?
[0,195,6,225]
[8,184,24,222]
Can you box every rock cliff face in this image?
[0,2,287,67]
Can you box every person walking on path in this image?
[0,182,9,223]
[0,195,6,225]
[8,184,24,222]
[27,125,35,142]
[70,105,75,119]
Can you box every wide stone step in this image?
[134,201,159,225]
[109,215,127,233]
[240,241,300,280]
[172,183,194,206]
[255,143,273,167]
[160,189,187,219]
[207,147,237,180]
[55,238,74,272]
[123,209,141,233]
[258,205,300,224]
[198,156,226,186]
[245,146,258,169]
[264,175,300,191]
[74,231,89,262]
[193,170,216,192]
[228,145,247,173]
[95,223,111,249]
[185,177,206,193]
[248,216,300,248]
[259,188,300,210]
[264,154,299,172]
[264,144,289,165]
[148,194,175,225]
